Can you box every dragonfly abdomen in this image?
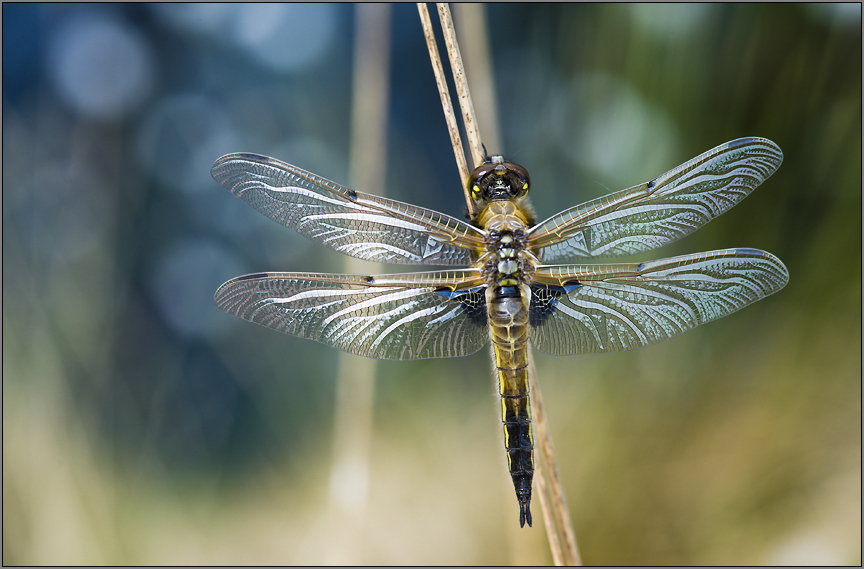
[487,283,534,528]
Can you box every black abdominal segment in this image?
[496,285,520,299]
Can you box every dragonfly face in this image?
[212,137,789,528]
[468,155,531,205]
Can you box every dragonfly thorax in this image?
[481,225,536,287]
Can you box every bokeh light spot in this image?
[559,72,679,190]
[232,3,337,72]
[630,4,714,39]
[149,237,244,338]
[805,3,862,28]
[135,93,238,194]
[47,14,155,120]
[150,3,236,36]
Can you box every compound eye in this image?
[506,163,530,196]
[466,163,495,195]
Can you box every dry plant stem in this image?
[416,3,476,216]
[533,462,564,565]
[436,3,484,168]
[452,3,502,153]
[529,351,581,565]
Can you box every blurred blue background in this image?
[3,3,860,565]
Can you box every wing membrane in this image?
[212,153,486,265]
[528,248,788,355]
[528,138,783,261]
[215,270,488,360]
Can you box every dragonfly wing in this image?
[212,153,486,265]
[215,270,489,360]
[528,248,789,355]
[528,138,783,261]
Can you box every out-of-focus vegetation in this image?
[3,3,860,565]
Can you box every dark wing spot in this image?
[529,284,566,327]
[735,247,763,256]
[436,286,487,326]
[364,275,375,283]
[347,189,358,200]
[236,152,267,162]
[646,179,656,191]
[238,273,269,281]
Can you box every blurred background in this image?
[3,3,860,565]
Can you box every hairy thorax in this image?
[476,201,538,290]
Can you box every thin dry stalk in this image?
[452,3,502,153]
[529,352,581,565]
[419,3,581,565]
[532,459,564,564]
[436,3,484,169]
[416,3,476,216]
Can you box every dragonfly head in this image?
[468,156,531,204]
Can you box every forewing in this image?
[215,270,488,360]
[528,138,783,261]
[212,153,485,265]
[529,248,789,355]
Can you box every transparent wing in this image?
[528,138,783,261]
[212,153,486,265]
[215,269,489,360]
[528,248,789,355]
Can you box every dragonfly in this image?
[212,137,788,528]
